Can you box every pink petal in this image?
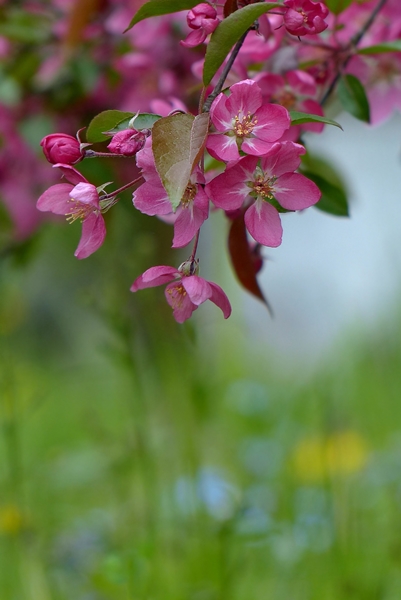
[209,93,233,131]
[226,80,262,117]
[172,202,208,248]
[131,266,179,291]
[36,183,74,214]
[74,212,106,259]
[244,200,283,247]
[53,163,88,186]
[182,275,213,305]
[207,157,256,211]
[133,181,172,215]
[274,173,321,210]
[165,281,197,323]
[286,70,317,97]
[206,133,240,162]
[241,137,274,156]
[252,104,290,142]
[70,182,100,208]
[180,28,207,48]
[208,282,232,318]
[260,142,305,177]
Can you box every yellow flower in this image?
[292,430,368,483]
[0,504,25,536]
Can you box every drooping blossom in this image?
[180,3,220,48]
[130,262,231,323]
[36,164,106,259]
[283,0,329,36]
[206,142,321,247]
[133,140,209,248]
[41,133,85,165]
[206,79,290,162]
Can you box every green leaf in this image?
[0,9,51,43]
[323,0,352,15]
[104,113,162,136]
[203,3,280,85]
[86,110,135,143]
[152,112,209,210]
[337,74,370,123]
[125,0,200,31]
[357,40,401,54]
[300,152,349,217]
[290,111,343,130]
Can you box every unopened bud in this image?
[41,133,84,165]
[178,258,199,276]
[107,129,149,157]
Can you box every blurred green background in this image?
[2,1,401,599]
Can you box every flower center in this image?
[181,182,197,207]
[166,283,187,309]
[65,198,95,223]
[273,90,297,110]
[252,174,276,199]
[233,112,257,138]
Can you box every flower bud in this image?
[41,133,84,165]
[107,129,148,157]
[181,3,220,48]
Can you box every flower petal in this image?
[36,183,74,214]
[182,275,212,305]
[131,266,179,291]
[165,281,197,323]
[208,282,232,318]
[274,173,321,210]
[226,79,262,117]
[74,212,106,259]
[244,200,283,247]
[133,181,172,215]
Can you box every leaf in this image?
[301,163,349,217]
[337,74,370,123]
[228,214,272,311]
[86,110,135,143]
[323,0,352,15]
[357,40,401,54]
[152,113,209,210]
[203,3,280,85]
[0,9,51,43]
[290,111,343,130]
[224,0,238,18]
[125,0,200,31]
[105,113,162,135]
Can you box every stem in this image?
[202,29,250,112]
[84,149,131,158]
[190,230,200,262]
[102,176,144,199]
[320,0,388,106]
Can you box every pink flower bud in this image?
[181,3,220,48]
[41,133,84,165]
[283,0,329,36]
[107,129,148,156]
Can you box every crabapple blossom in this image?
[41,133,85,165]
[206,79,290,162]
[133,141,209,248]
[36,164,106,259]
[283,0,329,36]
[206,142,321,247]
[130,263,231,323]
[180,3,220,48]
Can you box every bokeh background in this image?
[1,2,401,599]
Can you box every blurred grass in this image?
[2,213,401,600]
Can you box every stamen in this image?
[252,174,276,200]
[233,112,257,137]
[181,183,197,207]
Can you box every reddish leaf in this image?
[228,213,272,313]
[224,0,238,18]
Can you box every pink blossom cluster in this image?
[9,0,400,322]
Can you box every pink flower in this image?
[41,133,84,165]
[283,0,329,36]
[107,128,149,156]
[36,164,106,259]
[181,3,220,48]
[206,142,321,247]
[206,79,290,162]
[133,141,209,248]
[130,263,231,323]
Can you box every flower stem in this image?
[103,176,144,199]
[320,0,388,106]
[202,29,250,112]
